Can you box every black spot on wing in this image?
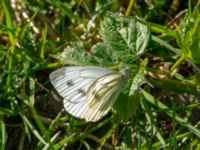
[66,80,74,87]
[78,88,86,96]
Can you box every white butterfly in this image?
[49,66,128,122]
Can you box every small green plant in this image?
[177,5,200,63]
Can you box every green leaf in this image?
[59,41,115,67]
[58,14,150,67]
[101,15,150,63]
[59,42,94,66]
[91,42,116,66]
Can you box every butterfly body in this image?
[50,66,128,122]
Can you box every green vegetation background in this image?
[0,0,200,149]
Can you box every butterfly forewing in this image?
[50,66,113,100]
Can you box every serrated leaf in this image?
[101,15,150,63]
[91,42,116,66]
[59,42,94,65]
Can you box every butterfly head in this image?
[118,67,130,90]
[120,67,130,78]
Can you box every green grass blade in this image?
[0,116,6,150]
[142,89,200,137]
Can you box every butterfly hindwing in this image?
[85,73,126,121]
